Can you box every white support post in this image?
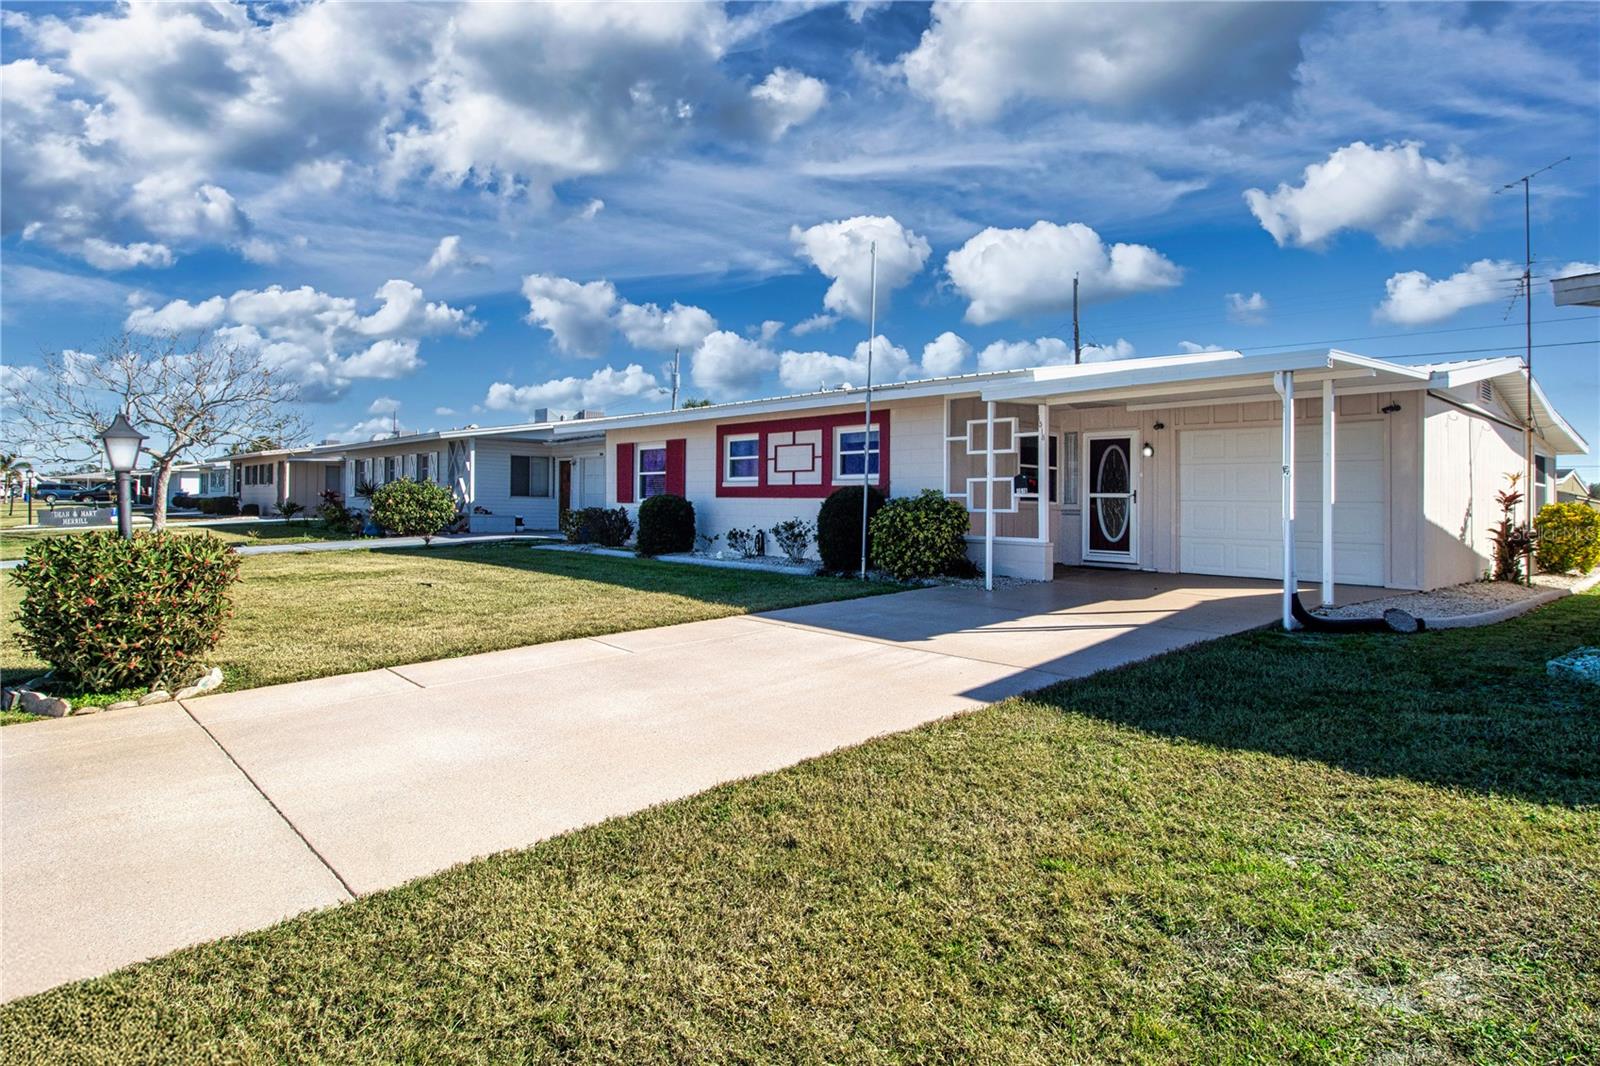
[281,461,291,510]
[467,439,477,507]
[1321,378,1336,607]
[1036,402,1050,543]
[1275,372,1296,630]
[985,400,996,591]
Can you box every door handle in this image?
[1132,489,1138,503]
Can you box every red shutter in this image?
[616,443,635,503]
[665,438,686,497]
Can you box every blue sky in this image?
[2,1,1597,466]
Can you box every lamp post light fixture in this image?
[100,412,146,539]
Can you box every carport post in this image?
[985,400,996,591]
[1274,371,1296,630]
[1321,378,1336,607]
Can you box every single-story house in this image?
[1556,468,1599,510]
[230,349,1586,623]
[544,348,1584,617]
[229,410,606,530]
[166,460,233,505]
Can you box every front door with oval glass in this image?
[1083,432,1139,565]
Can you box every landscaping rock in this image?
[106,700,140,711]
[1547,646,1600,687]
[137,690,172,706]
[191,667,223,694]
[18,690,71,718]
[72,705,104,716]
[1,688,16,711]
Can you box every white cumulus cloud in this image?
[791,215,931,321]
[79,239,174,271]
[125,279,477,401]
[615,301,718,352]
[920,331,971,376]
[521,274,620,357]
[945,221,1181,325]
[977,336,1134,371]
[484,363,660,414]
[1225,291,1269,324]
[1244,141,1486,249]
[776,335,913,392]
[791,312,839,336]
[1375,259,1518,326]
[691,330,779,396]
[750,67,827,140]
[422,235,487,276]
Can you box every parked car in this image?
[72,483,115,503]
[29,481,85,504]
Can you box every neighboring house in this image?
[228,411,606,528]
[167,460,233,505]
[1555,468,1599,510]
[544,349,1584,600]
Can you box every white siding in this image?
[471,439,604,529]
[604,396,947,560]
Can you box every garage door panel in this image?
[1180,423,1386,586]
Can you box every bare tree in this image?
[5,333,305,530]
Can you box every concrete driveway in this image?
[0,571,1380,1001]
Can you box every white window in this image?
[1061,432,1080,507]
[511,455,552,497]
[724,434,760,482]
[1018,433,1061,503]
[834,426,880,482]
[637,444,668,499]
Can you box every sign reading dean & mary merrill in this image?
[37,507,113,529]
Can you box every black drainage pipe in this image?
[1291,592,1425,634]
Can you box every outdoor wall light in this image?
[1152,420,1166,430]
[1142,442,1155,458]
[1382,402,1402,414]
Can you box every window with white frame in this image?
[834,426,880,481]
[1018,434,1061,503]
[384,456,397,483]
[637,444,668,499]
[416,453,430,483]
[510,455,552,497]
[723,434,760,483]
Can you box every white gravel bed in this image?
[1314,578,1562,620]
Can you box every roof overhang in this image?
[1553,271,1600,308]
[977,349,1429,405]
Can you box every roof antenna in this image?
[1496,155,1567,585]
[1072,273,1081,364]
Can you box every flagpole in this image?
[859,241,876,580]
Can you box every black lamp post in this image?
[100,413,146,539]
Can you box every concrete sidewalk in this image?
[0,572,1379,1001]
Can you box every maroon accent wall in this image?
[616,442,635,503]
[665,438,686,496]
[714,411,890,498]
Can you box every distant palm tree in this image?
[1,453,21,516]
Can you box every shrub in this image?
[1489,473,1536,582]
[170,493,197,511]
[636,494,695,556]
[316,490,365,537]
[240,503,260,517]
[816,485,886,573]
[869,489,973,581]
[771,518,815,564]
[198,495,239,516]
[369,478,458,544]
[561,506,633,548]
[14,531,240,691]
[1535,501,1600,574]
[725,527,762,558]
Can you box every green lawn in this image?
[0,518,344,559]
[3,593,1595,1062]
[1,544,892,701]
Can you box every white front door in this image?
[1082,431,1140,566]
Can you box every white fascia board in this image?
[1422,357,1525,389]
[980,350,1339,403]
[1530,376,1589,454]
[547,373,1027,437]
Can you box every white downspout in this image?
[1037,402,1050,544]
[985,400,996,591]
[1321,378,1336,607]
[1274,371,1297,630]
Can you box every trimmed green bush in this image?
[869,489,974,581]
[370,478,458,544]
[561,506,633,548]
[1535,502,1600,574]
[636,494,695,556]
[14,531,240,691]
[198,495,239,516]
[816,485,885,573]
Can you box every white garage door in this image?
[1179,422,1387,586]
